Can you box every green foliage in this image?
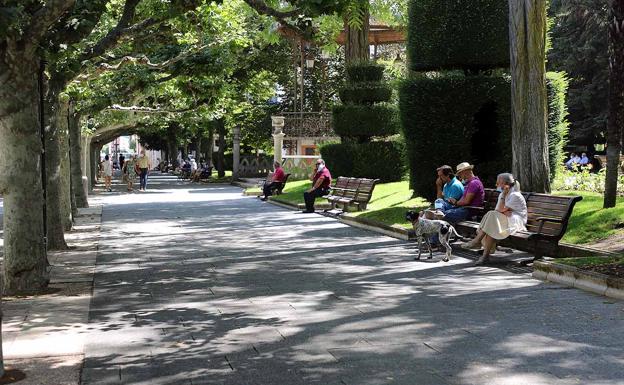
[320,141,407,182]
[552,167,624,196]
[549,0,609,148]
[399,74,512,200]
[339,83,393,105]
[332,104,399,138]
[407,0,510,71]
[346,62,385,83]
[546,71,570,180]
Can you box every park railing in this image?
[281,112,335,139]
[239,155,273,178]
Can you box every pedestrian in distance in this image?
[102,154,113,192]
[123,155,138,192]
[137,150,151,191]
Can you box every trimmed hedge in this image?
[332,104,400,138]
[339,83,393,105]
[399,75,512,200]
[546,71,570,180]
[407,0,510,71]
[400,73,571,200]
[346,63,385,83]
[320,141,407,183]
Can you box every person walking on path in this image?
[101,155,113,192]
[461,173,527,266]
[123,155,138,191]
[137,150,151,191]
[302,159,331,213]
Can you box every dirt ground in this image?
[588,230,624,254]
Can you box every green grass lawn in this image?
[271,180,311,205]
[250,181,624,246]
[269,180,429,227]
[555,191,624,244]
[350,181,429,228]
[558,255,624,268]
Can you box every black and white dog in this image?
[405,210,461,262]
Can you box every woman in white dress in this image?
[461,173,527,265]
[102,154,113,192]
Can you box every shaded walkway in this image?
[83,175,624,385]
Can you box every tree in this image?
[604,0,624,208]
[549,0,609,149]
[509,0,551,193]
[0,0,77,292]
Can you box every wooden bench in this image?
[324,177,379,211]
[260,172,291,195]
[455,188,583,259]
[594,155,624,172]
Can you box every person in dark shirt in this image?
[302,159,332,213]
[261,162,287,201]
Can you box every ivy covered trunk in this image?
[509,0,551,193]
[344,6,370,64]
[69,106,89,208]
[44,81,69,250]
[605,0,624,208]
[0,55,49,293]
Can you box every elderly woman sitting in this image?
[461,173,527,266]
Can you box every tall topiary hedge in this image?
[400,72,569,200]
[320,141,407,182]
[325,62,405,182]
[408,0,510,72]
[546,71,570,180]
[399,75,512,200]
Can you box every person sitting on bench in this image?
[302,159,332,214]
[461,173,527,266]
[261,161,287,201]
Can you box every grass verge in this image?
[555,191,624,244]
[558,256,624,268]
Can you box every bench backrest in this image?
[483,188,582,240]
[355,178,379,203]
[524,192,582,239]
[342,178,361,200]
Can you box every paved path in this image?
[83,175,624,385]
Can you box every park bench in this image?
[324,176,379,211]
[199,166,213,181]
[455,188,582,259]
[259,172,291,195]
[594,155,624,172]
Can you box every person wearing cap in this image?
[462,173,527,265]
[302,159,332,213]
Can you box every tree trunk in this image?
[344,6,370,64]
[217,119,226,178]
[58,99,73,231]
[205,129,215,168]
[604,0,624,208]
[43,80,68,250]
[0,55,49,293]
[196,136,203,164]
[509,0,551,193]
[68,105,88,208]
